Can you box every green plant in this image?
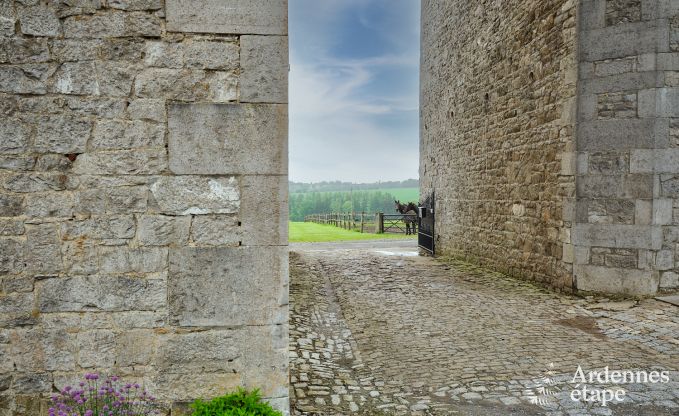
[190,389,283,416]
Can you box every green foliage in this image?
[289,188,420,222]
[289,179,418,193]
[190,389,283,416]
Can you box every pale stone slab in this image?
[168,246,288,326]
[572,224,661,249]
[150,176,239,215]
[155,325,288,399]
[241,35,288,103]
[575,265,659,295]
[240,175,288,246]
[39,276,166,312]
[168,103,287,175]
[166,0,288,35]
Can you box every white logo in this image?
[526,363,559,407]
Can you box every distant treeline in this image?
[289,190,401,222]
[290,179,418,194]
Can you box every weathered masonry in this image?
[421,0,679,296]
[0,0,289,414]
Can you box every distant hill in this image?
[290,179,418,194]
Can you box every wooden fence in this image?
[304,212,417,234]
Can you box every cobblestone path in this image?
[289,241,679,416]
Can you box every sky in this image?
[289,0,421,183]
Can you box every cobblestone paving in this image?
[289,241,679,416]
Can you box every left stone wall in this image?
[0,0,289,414]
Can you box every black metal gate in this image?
[418,192,435,254]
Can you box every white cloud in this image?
[289,0,420,182]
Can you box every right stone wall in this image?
[421,0,679,295]
[420,0,578,291]
[573,0,679,295]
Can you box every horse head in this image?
[394,200,403,213]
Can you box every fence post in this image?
[360,212,364,233]
[376,212,384,234]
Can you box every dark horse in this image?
[394,200,418,235]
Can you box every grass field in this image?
[289,222,416,243]
[376,187,419,203]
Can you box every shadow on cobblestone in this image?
[289,242,679,416]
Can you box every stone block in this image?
[660,175,679,197]
[155,325,288,398]
[0,1,15,36]
[126,99,165,122]
[574,264,659,295]
[580,71,657,94]
[0,65,50,95]
[581,0,606,29]
[653,198,673,225]
[0,119,30,154]
[39,276,166,312]
[660,271,679,288]
[53,62,99,95]
[63,11,160,38]
[0,219,25,236]
[581,20,668,61]
[137,215,191,246]
[593,57,635,77]
[3,173,77,193]
[655,249,674,270]
[0,238,23,273]
[0,193,24,217]
[91,119,165,150]
[12,373,52,394]
[24,192,75,218]
[34,115,91,154]
[239,175,288,246]
[635,199,653,224]
[108,0,163,10]
[190,215,240,246]
[18,5,60,37]
[0,156,35,171]
[576,174,653,199]
[49,39,102,62]
[0,293,33,314]
[95,61,136,97]
[168,104,287,175]
[98,246,168,274]
[578,119,657,150]
[61,239,98,275]
[25,224,62,274]
[169,246,287,326]
[77,186,148,215]
[145,40,239,70]
[0,38,50,64]
[73,150,167,175]
[587,152,628,174]
[166,0,288,35]
[631,149,679,173]
[115,329,156,366]
[77,330,115,368]
[572,223,659,249]
[134,68,237,102]
[658,52,679,70]
[150,176,239,215]
[60,215,136,240]
[241,36,288,103]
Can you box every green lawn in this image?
[289,222,416,243]
[376,187,419,203]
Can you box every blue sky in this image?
[289,0,420,183]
